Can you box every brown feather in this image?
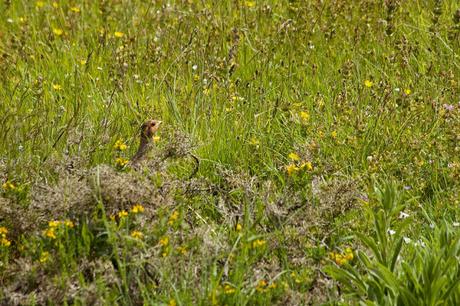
[129,119,162,166]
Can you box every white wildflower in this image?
[399,212,410,219]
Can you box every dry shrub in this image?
[268,176,363,231]
[214,166,262,224]
[162,130,197,160]
[2,164,174,237]
[313,176,362,220]
[1,257,120,306]
[1,257,64,306]
[87,164,170,216]
[30,174,93,229]
[0,196,34,239]
[66,259,119,305]
[262,176,364,304]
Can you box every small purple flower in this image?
[443,104,454,111]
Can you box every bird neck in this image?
[130,135,153,164]
[138,135,152,154]
[140,134,151,147]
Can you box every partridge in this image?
[129,119,162,166]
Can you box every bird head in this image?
[141,119,162,140]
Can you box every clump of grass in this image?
[326,183,460,305]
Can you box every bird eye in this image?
[151,122,156,127]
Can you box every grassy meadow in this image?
[1,0,460,304]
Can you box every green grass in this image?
[1,0,459,305]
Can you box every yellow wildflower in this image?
[40,251,50,263]
[2,181,16,191]
[118,210,128,218]
[256,280,267,292]
[53,28,64,36]
[130,230,143,239]
[252,239,266,248]
[113,139,128,151]
[177,245,188,255]
[223,284,236,294]
[115,157,129,167]
[329,252,345,265]
[268,282,277,289]
[331,130,337,139]
[64,220,74,228]
[300,111,310,121]
[344,247,354,261]
[329,249,353,265]
[290,272,302,284]
[286,164,299,176]
[415,157,425,167]
[35,1,45,8]
[52,2,58,8]
[48,220,60,228]
[364,80,373,88]
[153,136,161,143]
[288,152,300,161]
[0,227,7,236]
[79,59,87,65]
[168,210,179,225]
[114,31,124,38]
[0,227,10,247]
[1,237,11,247]
[245,1,256,7]
[236,223,242,231]
[249,137,260,148]
[159,236,169,246]
[70,6,80,13]
[299,161,313,171]
[168,299,176,306]
[52,84,62,91]
[404,88,412,95]
[131,204,145,214]
[44,228,56,239]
